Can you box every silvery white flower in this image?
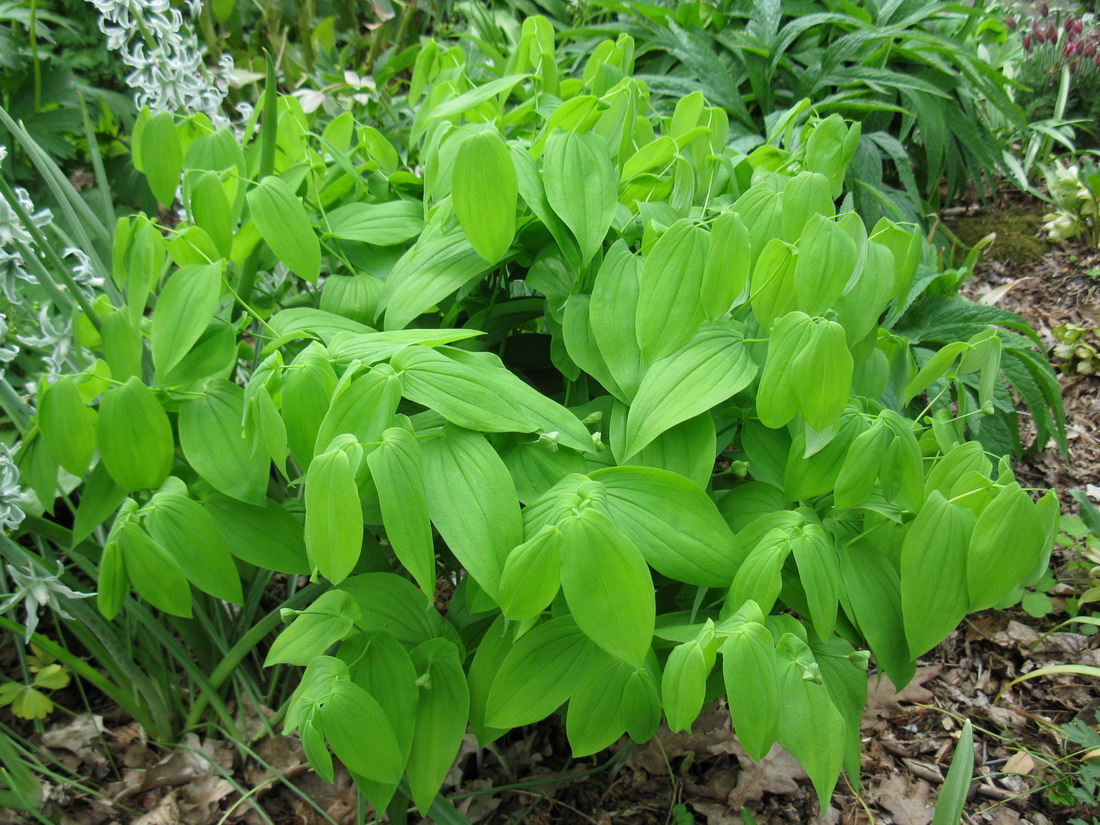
[0,446,26,532]
[84,0,234,120]
[0,561,95,641]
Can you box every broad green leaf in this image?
[838,541,914,688]
[38,376,96,476]
[337,631,418,813]
[756,311,815,429]
[305,446,363,584]
[117,522,191,617]
[566,656,632,756]
[780,171,835,242]
[406,639,470,814]
[320,274,383,326]
[72,462,126,547]
[367,428,436,596]
[381,232,492,330]
[187,171,233,257]
[282,342,338,467]
[146,493,242,604]
[136,113,182,205]
[97,540,126,620]
[663,640,710,732]
[466,616,513,744]
[562,294,626,399]
[701,211,751,321]
[924,441,992,500]
[727,528,791,615]
[613,406,715,488]
[591,466,742,585]
[732,181,784,268]
[98,377,174,491]
[836,241,895,344]
[589,241,644,397]
[789,524,841,639]
[792,320,852,431]
[100,310,143,382]
[314,364,401,457]
[834,421,891,508]
[486,615,601,728]
[340,573,447,646]
[395,347,591,451]
[636,219,709,362]
[900,491,976,657]
[204,496,311,574]
[499,524,562,620]
[775,634,846,808]
[151,261,223,378]
[623,322,756,457]
[247,175,321,282]
[453,131,518,264]
[967,483,1046,611]
[325,201,423,245]
[319,681,403,783]
[160,319,237,388]
[904,341,969,403]
[420,425,522,600]
[543,131,617,264]
[265,590,360,666]
[793,215,856,315]
[393,346,530,435]
[621,664,661,743]
[721,621,779,760]
[749,237,799,330]
[179,380,269,505]
[559,508,654,666]
[497,436,586,505]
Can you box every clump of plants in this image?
[1053,321,1100,373]
[1043,155,1100,246]
[2,17,1067,819]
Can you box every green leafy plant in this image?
[6,17,1064,818]
[569,0,1023,219]
[1042,154,1100,246]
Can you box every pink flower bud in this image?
[1023,33,1033,49]
[1084,40,1096,57]
[1065,15,1077,32]
[1006,14,1018,29]
[1039,2,1049,16]
[1048,24,1057,41]
[1074,19,1083,35]
[1035,27,1045,43]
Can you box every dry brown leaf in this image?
[870,774,935,825]
[40,714,107,768]
[727,742,808,809]
[132,791,182,825]
[1004,751,1036,776]
[862,667,942,730]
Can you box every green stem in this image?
[28,0,41,113]
[0,377,32,433]
[182,581,325,731]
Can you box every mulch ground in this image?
[3,195,1099,825]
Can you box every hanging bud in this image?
[1023,33,1033,50]
[1074,19,1083,35]
[1095,54,1100,66]
[1084,40,1097,57]
[1065,15,1077,32]
[1039,2,1049,18]
[1047,24,1057,42]
[1006,14,1018,29]
[1035,27,1046,43]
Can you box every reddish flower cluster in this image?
[1014,3,1100,70]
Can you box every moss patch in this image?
[944,207,1049,263]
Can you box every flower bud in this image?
[1039,3,1049,18]
[1085,40,1097,57]
[1006,14,1018,29]
[1095,54,1100,66]
[1074,19,1083,35]
[1035,27,1046,43]
[1023,33,1033,50]
[1065,15,1077,32]
[1048,24,1057,42]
